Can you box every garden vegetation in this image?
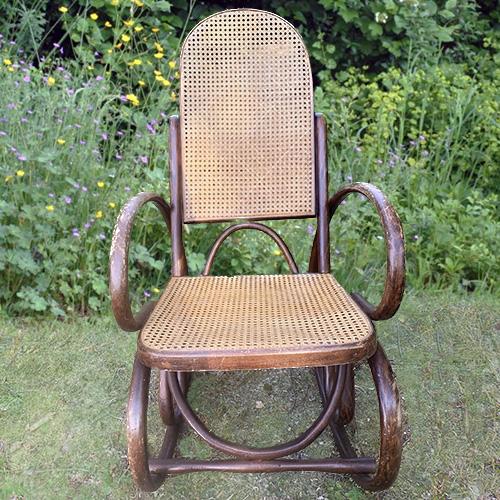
[0,0,498,316]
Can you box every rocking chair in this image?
[109,9,405,492]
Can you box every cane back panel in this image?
[179,9,315,223]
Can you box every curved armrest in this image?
[312,182,405,321]
[109,192,171,332]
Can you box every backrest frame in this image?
[179,9,316,223]
[168,9,330,276]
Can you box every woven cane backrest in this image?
[179,9,315,222]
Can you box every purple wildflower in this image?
[48,193,55,198]
[307,224,315,236]
[71,228,80,238]
[7,103,16,110]
[73,182,80,189]
[64,196,72,204]
[98,233,106,240]
[144,290,152,298]
[119,95,127,103]
[0,131,6,136]
[101,133,108,141]
[17,155,27,161]
[84,222,92,230]
[23,75,30,83]
[81,185,88,192]
[21,117,28,123]
[139,155,148,164]
[96,75,104,81]
[116,130,124,137]
[115,153,122,160]
[146,122,156,135]
[80,140,87,145]
[418,134,426,142]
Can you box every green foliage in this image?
[0,2,498,316]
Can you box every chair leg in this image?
[317,343,402,491]
[127,356,180,492]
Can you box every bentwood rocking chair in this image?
[109,9,405,493]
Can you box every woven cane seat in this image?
[138,274,376,371]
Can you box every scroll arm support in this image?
[309,182,405,321]
[109,192,176,332]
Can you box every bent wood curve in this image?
[167,366,346,459]
[109,192,171,331]
[309,182,405,321]
[202,222,299,275]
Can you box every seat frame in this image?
[109,11,405,492]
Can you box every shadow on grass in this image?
[0,293,498,498]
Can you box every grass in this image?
[0,292,498,498]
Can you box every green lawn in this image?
[1,293,498,499]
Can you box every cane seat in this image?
[137,273,376,371]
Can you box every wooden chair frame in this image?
[109,10,405,493]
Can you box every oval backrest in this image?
[179,9,315,223]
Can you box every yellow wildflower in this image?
[168,60,176,69]
[138,80,146,86]
[151,27,159,33]
[121,34,131,43]
[124,19,134,27]
[108,202,116,208]
[58,6,68,13]
[5,175,13,182]
[154,42,163,52]
[16,170,25,177]
[161,79,171,87]
[126,93,140,106]
[134,25,143,32]
[155,75,165,83]
[107,48,113,54]
[111,0,119,5]
[153,52,164,59]
[46,205,55,212]
[104,21,112,28]
[7,67,14,72]
[133,0,144,6]
[272,249,282,256]
[96,210,103,219]
[175,71,180,79]
[90,13,98,21]
[56,138,65,145]
[97,181,105,188]
[47,76,55,86]
[170,91,176,100]
[3,59,13,66]
[154,70,162,76]
[115,43,123,49]
[152,287,160,294]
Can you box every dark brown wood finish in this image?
[109,9,406,494]
[109,192,170,331]
[202,222,299,275]
[314,113,330,273]
[310,182,405,320]
[168,115,188,277]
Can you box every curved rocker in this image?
[316,344,402,491]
